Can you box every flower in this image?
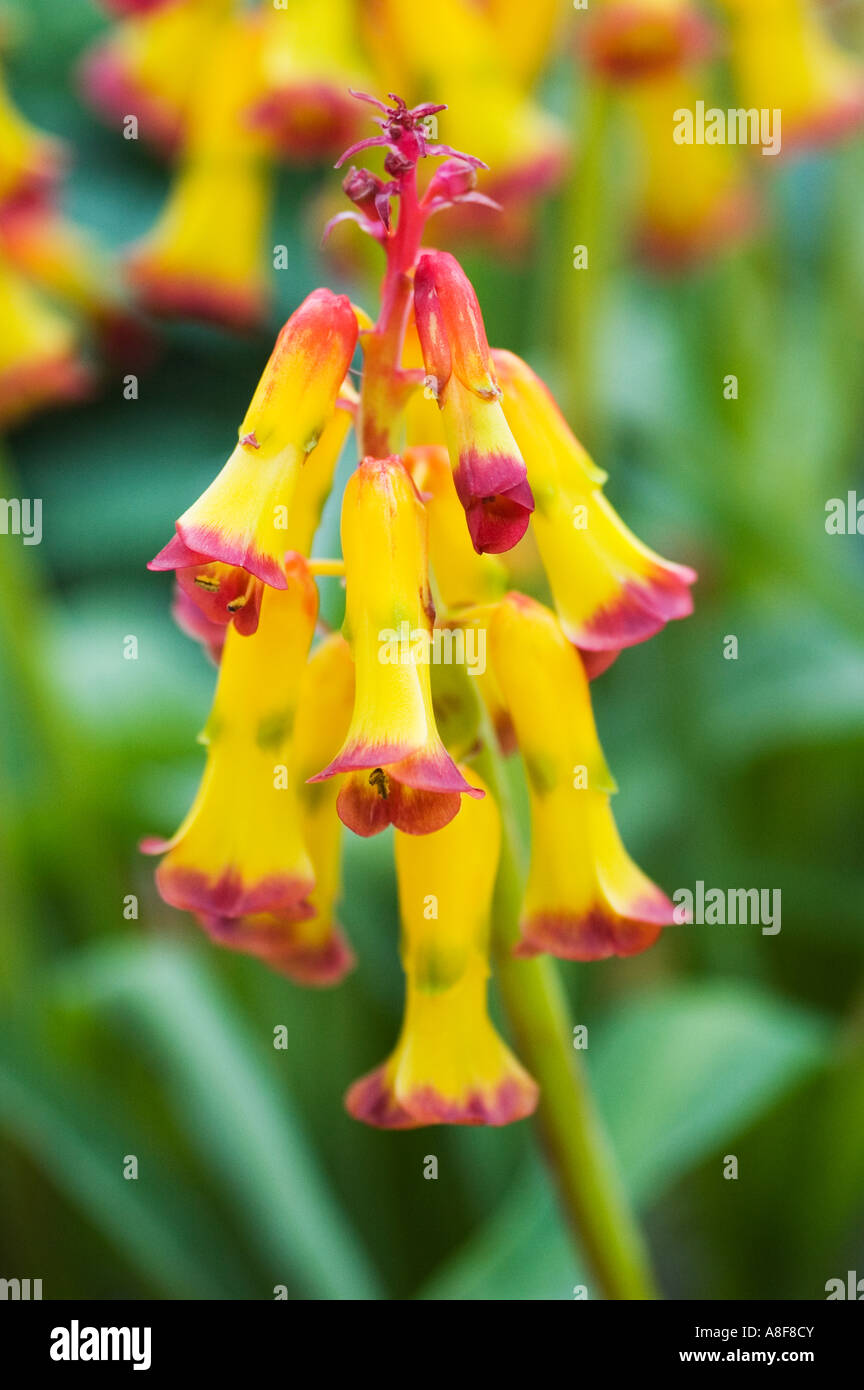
[489,593,676,960]
[492,348,695,663]
[717,0,864,151]
[622,67,758,267]
[126,8,273,329]
[310,455,483,836]
[346,767,539,1127]
[149,287,357,617]
[414,250,534,554]
[143,556,319,927]
[0,252,91,429]
[581,0,714,81]
[0,60,63,213]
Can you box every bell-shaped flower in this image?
[0,253,91,428]
[0,62,63,213]
[346,768,539,1127]
[149,288,357,612]
[493,348,695,661]
[582,0,713,80]
[80,0,233,156]
[126,10,273,329]
[717,0,864,151]
[490,593,675,960]
[310,455,483,836]
[201,631,357,987]
[414,251,533,554]
[624,67,758,267]
[252,0,370,162]
[142,556,318,924]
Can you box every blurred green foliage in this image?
[1,0,863,1299]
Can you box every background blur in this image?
[1,0,863,1301]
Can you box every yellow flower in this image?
[310,455,483,836]
[126,9,273,329]
[624,67,758,267]
[493,348,695,664]
[0,60,63,212]
[717,0,864,150]
[149,288,357,611]
[489,593,675,960]
[143,556,318,926]
[202,630,357,987]
[80,0,233,156]
[253,0,370,161]
[346,767,538,1127]
[0,252,90,429]
[581,0,713,80]
[414,251,534,554]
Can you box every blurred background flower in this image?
[1,0,864,1300]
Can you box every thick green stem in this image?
[474,739,659,1301]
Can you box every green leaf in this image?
[55,938,384,1300]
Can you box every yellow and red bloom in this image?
[149,287,357,611]
[311,455,483,836]
[581,0,714,81]
[717,0,864,151]
[490,593,676,961]
[0,60,64,214]
[346,767,538,1128]
[143,555,318,925]
[0,252,91,429]
[493,348,695,663]
[414,250,534,554]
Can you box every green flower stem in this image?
[474,739,659,1301]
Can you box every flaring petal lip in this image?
[337,775,463,838]
[200,914,355,988]
[148,526,288,591]
[311,742,483,796]
[515,900,672,962]
[145,861,316,922]
[464,478,535,555]
[573,566,696,650]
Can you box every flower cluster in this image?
[0,40,138,428]
[579,0,864,266]
[81,0,568,330]
[145,94,696,1128]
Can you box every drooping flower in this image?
[252,0,370,161]
[201,629,357,987]
[489,593,676,960]
[716,0,864,151]
[310,455,483,836]
[414,250,534,554]
[149,287,357,619]
[580,0,714,81]
[126,8,273,329]
[80,0,233,156]
[346,766,538,1127]
[0,252,91,429]
[0,60,64,213]
[143,555,319,928]
[492,349,695,663]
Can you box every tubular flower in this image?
[310,455,483,837]
[126,9,273,329]
[145,92,693,1132]
[716,0,864,151]
[346,768,539,1128]
[0,253,91,428]
[580,0,714,80]
[149,287,357,618]
[143,556,318,928]
[0,61,63,213]
[414,251,534,555]
[490,594,676,961]
[622,67,758,267]
[252,0,371,161]
[80,0,234,156]
[492,349,695,662]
